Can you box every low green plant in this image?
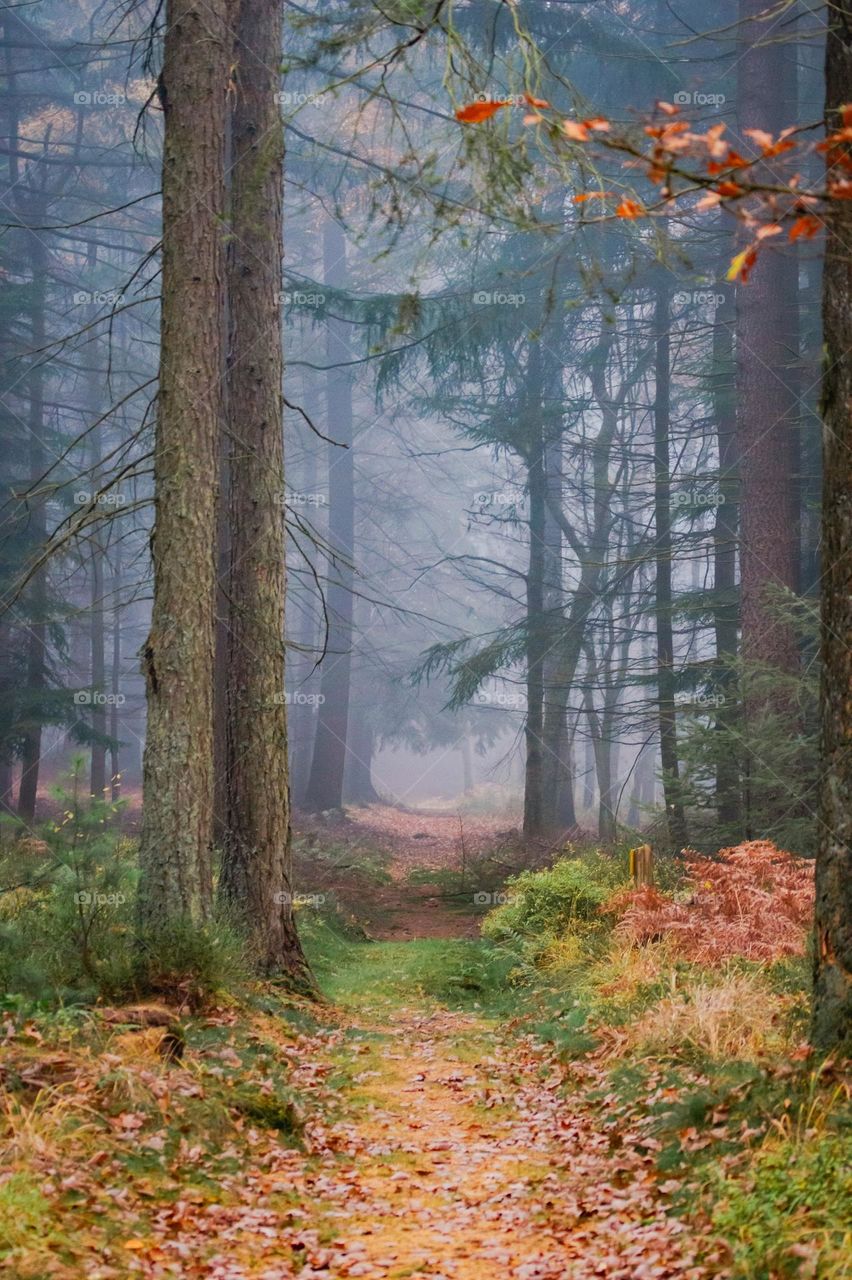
[709,1128,852,1278]
[481,851,628,955]
[0,759,248,1007]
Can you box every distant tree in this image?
[304,217,356,813]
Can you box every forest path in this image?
[273,1000,706,1280]
[296,804,521,940]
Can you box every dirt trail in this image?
[267,1007,709,1280]
[340,805,514,876]
[296,804,520,940]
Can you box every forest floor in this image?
[292,802,553,940]
[1,946,716,1280]
[2,809,847,1278]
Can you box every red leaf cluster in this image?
[611,840,814,963]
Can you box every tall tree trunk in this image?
[109,541,122,802]
[736,0,800,677]
[212,437,230,847]
[17,219,47,827]
[288,380,322,804]
[541,432,577,830]
[89,531,106,801]
[710,280,741,828]
[344,712,380,804]
[523,344,546,838]
[585,687,616,844]
[304,218,355,812]
[653,278,688,850]
[138,0,228,928]
[812,0,852,1051]
[218,0,309,981]
[87,296,107,802]
[583,729,595,813]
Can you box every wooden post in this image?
[630,843,655,887]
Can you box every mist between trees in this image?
[0,0,850,1050]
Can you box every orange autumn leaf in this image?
[524,92,550,109]
[726,246,758,283]
[843,104,852,127]
[615,198,645,219]
[788,214,822,241]
[584,116,611,131]
[743,129,796,159]
[573,190,614,203]
[715,181,744,198]
[562,119,590,141]
[455,101,510,123]
[657,101,681,115]
[708,148,751,171]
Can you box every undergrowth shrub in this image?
[483,852,627,938]
[612,840,813,963]
[0,760,247,1006]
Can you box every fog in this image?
[0,0,825,857]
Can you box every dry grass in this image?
[627,970,796,1061]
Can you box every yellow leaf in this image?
[726,246,757,282]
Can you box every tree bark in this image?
[653,278,688,850]
[541,430,577,830]
[17,217,47,827]
[304,218,355,813]
[137,0,228,928]
[344,712,380,804]
[523,344,546,838]
[109,540,122,802]
[812,0,852,1051]
[218,0,310,981]
[710,280,741,828]
[735,0,800,677]
[87,290,107,803]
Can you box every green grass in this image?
[0,1173,59,1254]
[710,1130,852,1279]
[301,915,529,1018]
